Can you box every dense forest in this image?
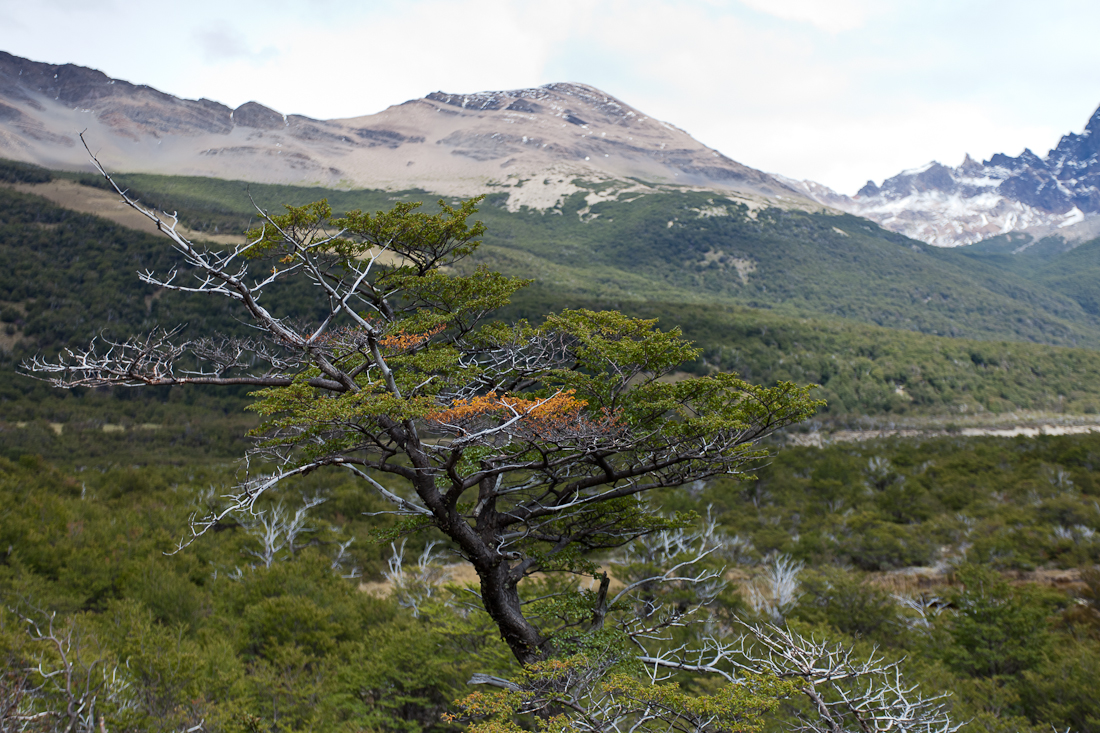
[80,168,1100,348]
[8,172,1100,428]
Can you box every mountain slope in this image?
[470,187,1100,347]
[952,233,1100,317]
[0,51,804,210]
[8,178,1100,423]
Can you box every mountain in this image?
[785,105,1100,247]
[7,50,1100,352]
[0,51,804,210]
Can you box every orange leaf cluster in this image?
[425,390,588,430]
[379,323,446,352]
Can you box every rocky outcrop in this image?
[0,51,236,137]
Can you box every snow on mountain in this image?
[785,107,1100,247]
[0,51,807,211]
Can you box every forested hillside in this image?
[7,175,1100,431]
[8,157,1100,437]
[40,164,1100,347]
[954,230,1100,319]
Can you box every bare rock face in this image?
[0,51,807,211]
[786,106,1100,247]
[0,51,236,139]
[232,102,285,130]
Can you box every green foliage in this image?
[502,289,1100,418]
[5,163,1100,733]
[450,653,792,733]
[335,197,487,269]
[956,231,1100,318]
[1020,634,1100,733]
[0,184,344,462]
[944,565,1053,678]
[790,567,898,640]
[0,455,500,732]
[2,436,1099,731]
[9,177,1100,429]
[703,433,1100,572]
[0,158,52,184]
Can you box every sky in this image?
[2,0,1099,194]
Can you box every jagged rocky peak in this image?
[959,153,982,173]
[789,101,1100,246]
[426,82,638,125]
[0,49,236,137]
[872,161,958,198]
[1048,105,1100,169]
[856,180,880,197]
[0,50,128,105]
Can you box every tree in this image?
[29,145,820,669]
[945,565,1051,679]
[412,522,962,733]
[23,147,969,733]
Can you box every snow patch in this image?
[1059,206,1085,228]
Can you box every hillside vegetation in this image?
[4,162,1100,427]
[956,230,1100,320]
[2,431,1098,733]
[39,163,1100,347]
[505,288,1100,417]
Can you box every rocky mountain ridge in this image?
[10,49,1099,247]
[0,51,806,211]
[786,106,1100,246]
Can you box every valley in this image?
[9,160,1100,427]
[1,49,1099,733]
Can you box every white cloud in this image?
[192,25,277,64]
[735,0,879,33]
[0,0,116,11]
[170,0,558,117]
[719,102,1061,194]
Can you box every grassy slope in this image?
[952,229,1100,318]
[506,287,1100,417]
[1031,237,1100,316]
